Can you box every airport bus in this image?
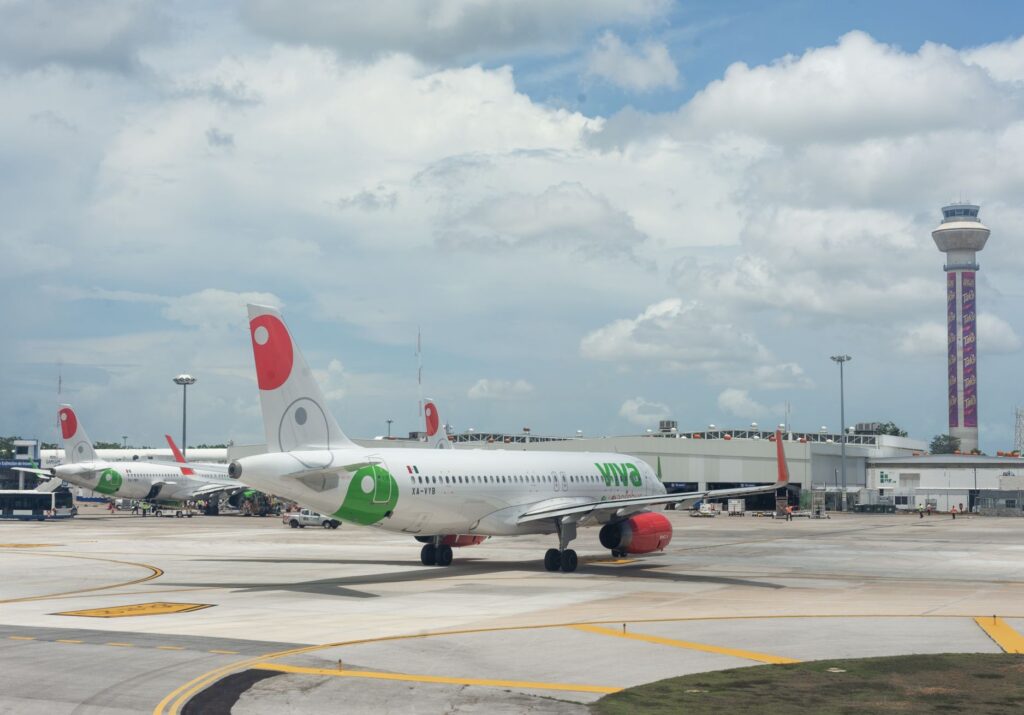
[0,489,76,520]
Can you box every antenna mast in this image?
[416,327,423,417]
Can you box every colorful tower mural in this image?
[932,204,989,453]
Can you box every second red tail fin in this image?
[165,434,195,476]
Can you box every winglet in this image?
[165,434,195,476]
[774,430,789,485]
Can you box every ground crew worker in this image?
[951,505,957,520]
[918,503,924,519]
[785,504,794,522]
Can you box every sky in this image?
[2,0,1023,451]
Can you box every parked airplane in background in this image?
[226,305,788,573]
[14,405,244,515]
[423,399,452,449]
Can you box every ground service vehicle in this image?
[283,508,340,529]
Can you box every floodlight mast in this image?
[830,355,852,512]
[173,374,196,460]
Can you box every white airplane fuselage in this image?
[235,447,664,536]
[55,461,234,503]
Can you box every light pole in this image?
[122,435,128,449]
[173,374,196,460]
[830,355,852,511]
[386,419,393,439]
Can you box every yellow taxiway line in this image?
[974,616,1024,654]
[252,662,621,694]
[155,613,1024,715]
[0,551,163,605]
[570,624,800,664]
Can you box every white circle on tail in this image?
[253,325,270,345]
[361,475,374,494]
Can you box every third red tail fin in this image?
[775,430,790,484]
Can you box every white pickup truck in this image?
[282,508,340,529]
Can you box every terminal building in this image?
[17,423,1022,515]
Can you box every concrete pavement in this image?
[1,511,1022,712]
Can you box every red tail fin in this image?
[165,434,195,476]
[775,430,789,484]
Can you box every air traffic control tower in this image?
[932,203,989,453]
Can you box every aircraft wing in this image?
[11,467,55,478]
[517,482,782,524]
[518,429,792,525]
[188,482,241,497]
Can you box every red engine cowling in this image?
[441,534,487,547]
[599,512,673,554]
[415,534,487,547]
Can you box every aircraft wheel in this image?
[436,545,453,567]
[544,548,561,572]
[420,544,437,566]
[560,549,578,573]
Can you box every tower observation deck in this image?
[932,203,989,453]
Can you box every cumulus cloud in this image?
[586,32,679,92]
[162,289,283,330]
[314,358,348,401]
[0,0,167,72]
[963,35,1024,83]
[438,182,644,256]
[717,388,769,419]
[749,364,814,390]
[205,127,234,149]
[581,298,771,370]
[240,0,670,64]
[897,313,1023,356]
[4,17,1024,449]
[681,31,1021,144]
[618,397,670,427]
[337,185,398,212]
[467,378,535,400]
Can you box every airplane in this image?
[14,405,245,516]
[224,304,789,573]
[423,398,452,449]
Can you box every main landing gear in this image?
[543,519,579,573]
[543,547,577,572]
[420,541,453,567]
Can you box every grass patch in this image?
[592,654,1024,715]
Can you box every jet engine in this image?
[599,512,673,554]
